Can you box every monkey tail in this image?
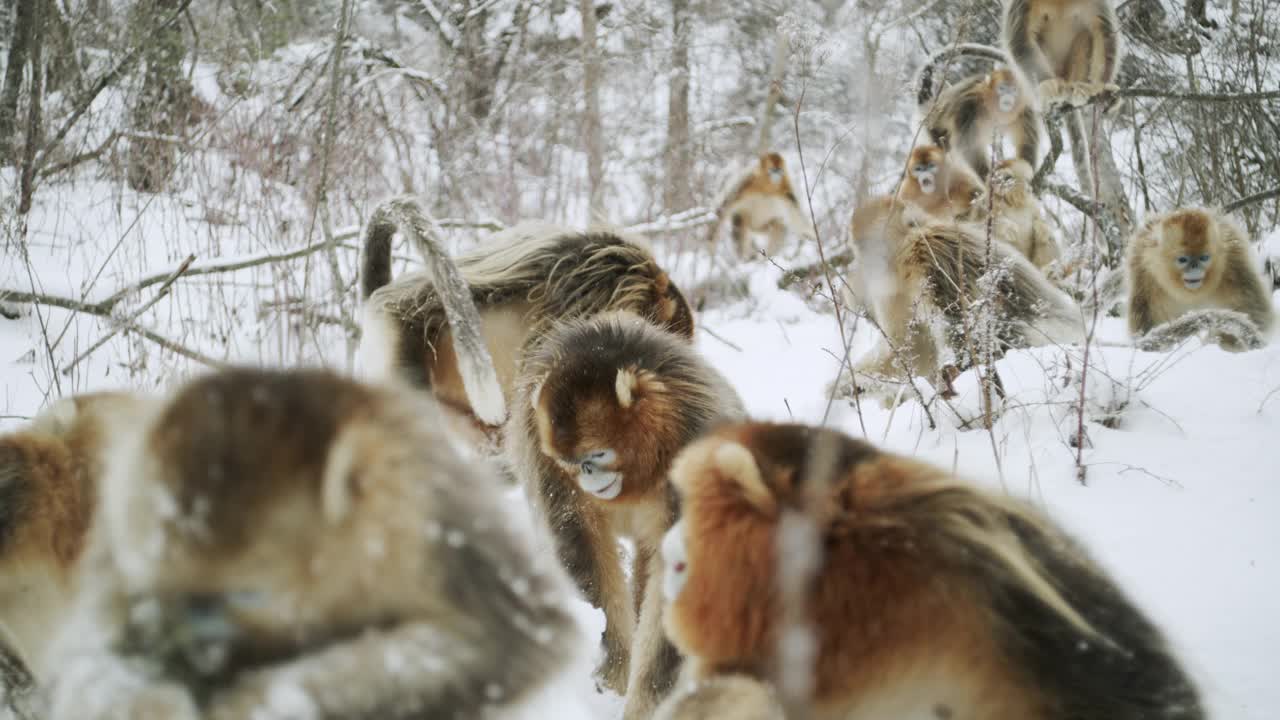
[360,196,507,426]
[0,621,36,720]
[914,42,1012,108]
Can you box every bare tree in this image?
[662,0,691,213]
[125,0,191,192]
[0,0,36,164]
[581,0,605,220]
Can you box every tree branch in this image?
[61,254,195,375]
[1223,186,1280,213]
[32,0,195,176]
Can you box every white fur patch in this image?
[615,369,637,408]
[354,304,399,382]
[321,426,360,524]
[99,401,169,591]
[661,521,689,601]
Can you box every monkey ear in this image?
[712,442,776,516]
[321,429,365,524]
[614,367,666,409]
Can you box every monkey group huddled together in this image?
[836,0,1273,400]
[0,1,1274,717]
[1,186,1225,720]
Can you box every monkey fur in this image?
[896,145,985,221]
[985,158,1061,271]
[845,196,1082,389]
[653,674,785,720]
[37,368,580,720]
[361,211,695,429]
[661,421,1206,720]
[1003,0,1123,106]
[920,67,1042,179]
[1126,207,1274,351]
[707,152,815,259]
[507,311,744,720]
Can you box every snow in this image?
[3,19,1280,720]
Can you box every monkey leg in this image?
[540,479,634,695]
[620,545,683,720]
[764,221,787,257]
[731,213,751,259]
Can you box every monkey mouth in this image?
[579,470,623,500]
[919,178,936,194]
[998,97,1016,112]
[1183,278,1203,290]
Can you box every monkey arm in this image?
[1095,2,1120,84]
[204,621,536,720]
[1014,107,1042,167]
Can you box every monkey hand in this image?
[114,683,201,720]
[206,673,321,720]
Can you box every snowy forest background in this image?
[2,0,1279,717]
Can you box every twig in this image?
[698,325,742,352]
[1223,187,1280,214]
[61,254,196,375]
[776,249,854,291]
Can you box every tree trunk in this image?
[756,30,788,156]
[1066,109,1133,265]
[126,0,189,192]
[580,0,605,220]
[662,0,690,213]
[0,0,36,165]
[15,0,40,213]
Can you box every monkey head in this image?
[907,146,944,195]
[761,152,787,184]
[532,313,690,504]
[989,69,1024,114]
[1157,211,1218,292]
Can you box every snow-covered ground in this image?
[3,176,1279,719]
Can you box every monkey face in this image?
[570,448,623,500]
[912,163,938,194]
[762,153,786,184]
[661,520,690,601]
[996,82,1020,113]
[1159,218,1217,292]
[1175,252,1212,290]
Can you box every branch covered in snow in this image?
[1222,187,1280,214]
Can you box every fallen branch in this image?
[1135,309,1265,352]
[624,208,717,235]
[61,254,195,375]
[777,249,854,291]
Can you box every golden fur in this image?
[1126,208,1274,350]
[662,422,1205,720]
[507,312,744,720]
[985,158,1061,270]
[708,152,815,259]
[1003,0,1123,106]
[361,219,695,431]
[844,195,1081,391]
[896,145,984,221]
[39,369,579,720]
[921,68,1042,178]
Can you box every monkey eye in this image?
[1176,256,1189,265]
[913,165,926,173]
[1199,254,1210,262]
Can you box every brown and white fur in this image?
[707,152,815,259]
[1003,0,1123,107]
[920,67,1042,179]
[507,312,744,720]
[1126,207,1274,351]
[844,195,1081,391]
[896,145,985,221]
[38,368,580,720]
[0,392,140,678]
[661,421,1206,720]
[360,209,695,434]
